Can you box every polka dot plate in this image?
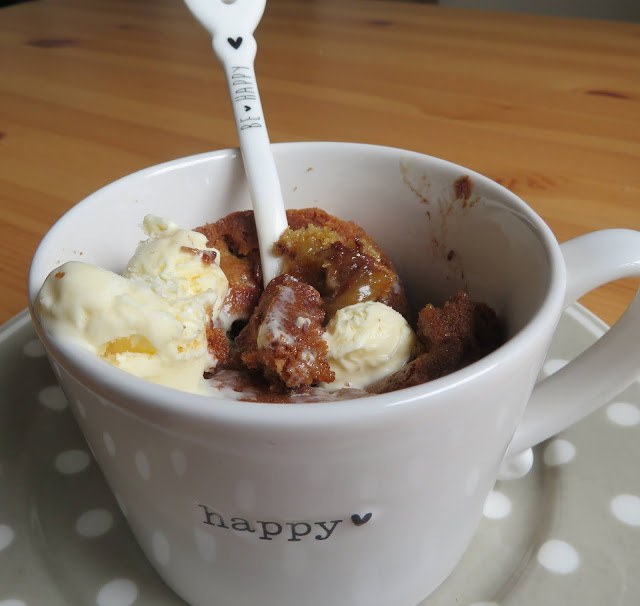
[1,305,639,606]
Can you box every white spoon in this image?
[182,0,288,286]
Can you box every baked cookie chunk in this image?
[235,274,334,390]
[370,292,503,393]
[196,207,409,324]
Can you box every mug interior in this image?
[29,142,553,346]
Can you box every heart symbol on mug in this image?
[351,513,372,526]
[227,37,243,49]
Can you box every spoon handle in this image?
[214,33,288,285]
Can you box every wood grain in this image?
[0,0,638,326]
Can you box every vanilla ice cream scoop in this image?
[35,216,229,394]
[322,301,417,391]
[124,215,228,321]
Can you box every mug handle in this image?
[502,229,640,470]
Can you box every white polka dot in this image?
[537,539,580,574]
[135,451,150,481]
[543,439,576,466]
[498,447,534,481]
[96,578,138,606]
[0,600,28,606]
[0,524,15,551]
[195,527,217,562]
[75,398,87,419]
[610,494,640,527]
[235,480,256,511]
[606,401,640,426]
[75,509,114,538]
[23,338,46,357]
[483,490,512,519]
[55,449,90,474]
[152,530,170,566]
[542,358,569,376]
[103,432,116,457]
[38,385,68,410]
[170,449,187,476]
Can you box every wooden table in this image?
[1,0,638,326]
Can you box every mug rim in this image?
[27,141,567,427]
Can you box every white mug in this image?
[28,143,640,606]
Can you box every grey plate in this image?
[1,306,639,606]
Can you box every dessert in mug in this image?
[36,208,503,402]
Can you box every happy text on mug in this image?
[198,504,372,542]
